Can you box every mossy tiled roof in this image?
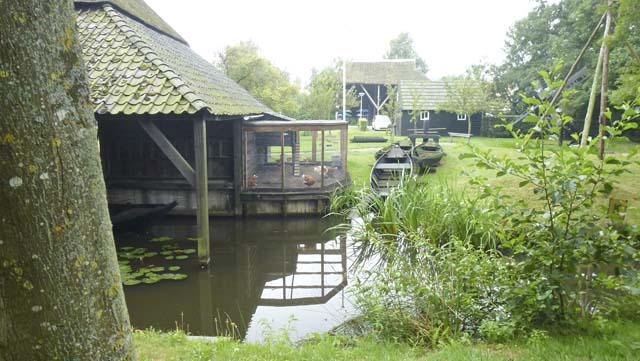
[75,3,276,117]
[398,80,447,111]
[75,0,186,43]
[346,60,427,85]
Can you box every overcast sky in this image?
[146,0,539,85]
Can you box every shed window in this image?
[457,113,467,121]
[420,111,430,120]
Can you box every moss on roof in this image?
[76,3,276,117]
[75,0,186,44]
[346,60,427,85]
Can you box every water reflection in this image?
[116,216,354,341]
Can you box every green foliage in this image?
[117,240,194,286]
[384,32,428,75]
[300,61,359,120]
[461,71,640,327]
[381,84,400,139]
[216,41,300,117]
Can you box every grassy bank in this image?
[346,127,640,223]
[134,321,640,360]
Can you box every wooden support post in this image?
[377,85,380,115]
[243,130,248,188]
[340,127,347,180]
[280,132,285,191]
[194,116,210,267]
[233,121,243,215]
[311,131,317,161]
[292,132,300,176]
[320,130,325,188]
[138,120,195,187]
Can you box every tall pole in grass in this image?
[598,0,612,158]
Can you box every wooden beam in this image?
[232,121,242,215]
[340,127,347,181]
[280,132,285,191]
[360,85,379,111]
[311,131,317,161]
[138,120,195,187]
[376,85,380,115]
[193,116,210,267]
[320,130,325,188]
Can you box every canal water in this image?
[115,216,357,342]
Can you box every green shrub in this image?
[358,118,368,131]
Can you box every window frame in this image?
[456,113,467,121]
[419,111,430,121]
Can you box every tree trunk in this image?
[0,1,134,360]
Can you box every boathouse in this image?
[75,0,348,264]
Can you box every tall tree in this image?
[384,32,428,75]
[438,67,505,134]
[301,62,358,120]
[0,1,134,359]
[496,0,640,116]
[216,41,300,117]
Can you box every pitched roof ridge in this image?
[102,4,211,113]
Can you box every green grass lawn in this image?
[134,321,640,360]
[346,126,640,224]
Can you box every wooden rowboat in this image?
[370,144,414,197]
[410,141,445,171]
[109,201,178,229]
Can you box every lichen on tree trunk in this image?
[0,1,134,360]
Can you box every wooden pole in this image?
[340,126,347,181]
[581,39,605,147]
[321,130,325,188]
[281,131,285,191]
[312,131,317,161]
[599,0,612,158]
[232,121,243,215]
[194,115,210,267]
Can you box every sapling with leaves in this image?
[461,65,640,325]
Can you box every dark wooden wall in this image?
[98,118,235,182]
[397,111,482,136]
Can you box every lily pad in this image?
[142,277,160,284]
[181,249,196,254]
[168,266,181,271]
[165,256,175,260]
[150,236,173,243]
[123,279,142,286]
[175,255,189,260]
[143,252,158,258]
[149,266,165,272]
[162,273,188,280]
[160,251,173,256]
[120,246,134,251]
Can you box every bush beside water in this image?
[335,77,640,346]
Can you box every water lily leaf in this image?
[150,266,165,273]
[160,251,173,256]
[181,249,196,254]
[123,279,142,286]
[168,266,181,271]
[120,246,134,251]
[143,252,158,258]
[162,273,188,280]
[142,277,160,284]
[175,255,188,260]
[165,256,175,260]
[150,236,173,243]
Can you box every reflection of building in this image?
[74,0,347,219]
[122,217,348,339]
